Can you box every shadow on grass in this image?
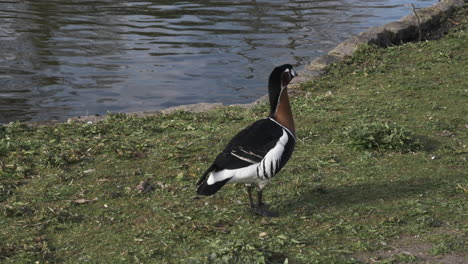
[416,135,441,153]
[281,176,451,215]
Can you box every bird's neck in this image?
[272,88,295,135]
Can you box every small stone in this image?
[259,232,268,238]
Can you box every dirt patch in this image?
[424,7,467,40]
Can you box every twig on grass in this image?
[411,3,422,41]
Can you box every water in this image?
[0,0,435,123]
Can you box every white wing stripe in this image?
[230,152,257,164]
[239,147,263,159]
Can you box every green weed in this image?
[341,121,421,152]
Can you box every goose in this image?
[196,64,297,217]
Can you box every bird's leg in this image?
[257,188,266,208]
[255,187,279,218]
[246,184,256,208]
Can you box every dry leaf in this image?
[72,198,97,204]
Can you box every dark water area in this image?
[0,0,435,123]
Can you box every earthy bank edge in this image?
[25,0,464,126]
[295,0,465,82]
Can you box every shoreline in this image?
[11,0,465,126]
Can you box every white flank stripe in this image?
[207,163,259,185]
[257,130,288,180]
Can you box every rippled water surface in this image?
[0,0,435,122]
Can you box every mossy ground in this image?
[1,7,467,264]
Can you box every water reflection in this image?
[0,0,435,123]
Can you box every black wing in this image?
[197,119,282,186]
[212,118,284,170]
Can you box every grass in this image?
[341,121,421,152]
[1,7,467,264]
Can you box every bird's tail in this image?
[196,165,230,196]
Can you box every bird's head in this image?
[268,64,298,114]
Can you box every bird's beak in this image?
[291,68,298,77]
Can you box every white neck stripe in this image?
[268,117,296,141]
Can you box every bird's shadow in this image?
[415,135,441,153]
[280,135,444,215]
[280,176,447,216]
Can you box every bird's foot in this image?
[252,204,279,218]
[250,203,270,209]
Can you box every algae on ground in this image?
[1,7,467,264]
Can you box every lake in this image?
[0,0,435,123]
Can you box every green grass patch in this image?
[1,7,467,263]
[341,121,421,152]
